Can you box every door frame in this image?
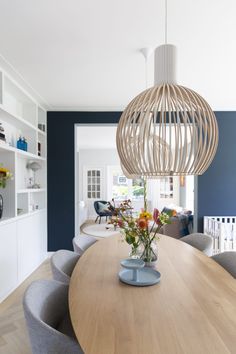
[74,123,117,236]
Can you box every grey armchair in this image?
[181,233,213,256]
[211,251,236,278]
[73,234,97,256]
[23,279,83,354]
[50,250,80,284]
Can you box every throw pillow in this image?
[98,202,110,213]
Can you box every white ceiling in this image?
[0,0,236,110]
[77,125,117,150]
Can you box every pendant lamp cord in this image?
[165,0,168,45]
[164,0,168,83]
[145,57,148,89]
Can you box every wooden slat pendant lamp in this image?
[116,1,218,177]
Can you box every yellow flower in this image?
[139,211,153,220]
[0,167,9,175]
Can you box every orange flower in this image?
[137,218,148,229]
[172,210,177,217]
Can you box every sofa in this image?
[159,208,193,239]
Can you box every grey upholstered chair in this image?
[72,234,97,256]
[181,233,213,256]
[23,279,83,354]
[211,251,236,278]
[50,250,80,284]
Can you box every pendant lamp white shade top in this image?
[116,45,219,177]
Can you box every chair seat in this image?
[56,311,77,340]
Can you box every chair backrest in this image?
[73,235,97,255]
[51,250,80,284]
[23,279,83,354]
[181,233,213,256]
[94,200,107,214]
[211,252,236,278]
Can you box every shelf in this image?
[0,141,46,161]
[17,188,46,194]
[4,75,37,127]
[16,148,46,161]
[0,68,47,303]
[0,208,46,226]
[37,129,46,137]
[17,208,46,220]
[0,105,37,132]
[0,216,13,225]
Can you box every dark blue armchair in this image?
[94,200,113,224]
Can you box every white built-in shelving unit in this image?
[0,67,47,302]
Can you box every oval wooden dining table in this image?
[69,234,236,354]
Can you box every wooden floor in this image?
[0,259,51,354]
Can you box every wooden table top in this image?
[69,235,236,354]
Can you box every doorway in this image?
[75,124,196,236]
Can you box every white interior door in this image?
[83,167,104,219]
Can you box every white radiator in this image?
[204,216,236,254]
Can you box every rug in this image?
[82,223,119,238]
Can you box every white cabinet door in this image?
[17,211,47,282]
[38,209,47,259]
[0,222,18,301]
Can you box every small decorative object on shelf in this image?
[108,199,175,267]
[23,137,27,151]
[0,164,13,219]
[17,136,28,151]
[38,123,46,132]
[26,162,41,189]
[38,141,41,156]
[0,123,6,142]
[17,208,24,216]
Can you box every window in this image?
[108,166,144,201]
[111,170,129,200]
[87,170,101,199]
[160,177,173,198]
[132,177,144,200]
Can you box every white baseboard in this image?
[47,251,54,258]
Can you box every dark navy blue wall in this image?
[197,112,236,230]
[47,111,236,250]
[47,112,121,251]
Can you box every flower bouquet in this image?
[0,165,13,188]
[0,164,13,219]
[108,199,174,265]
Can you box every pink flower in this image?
[117,219,124,228]
[153,208,160,223]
